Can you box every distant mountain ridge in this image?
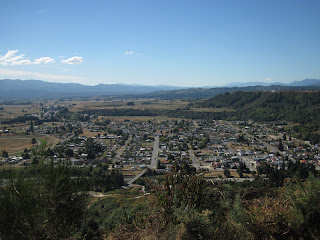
[135,84,320,99]
[0,79,184,99]
[0,78,320,99]
[220,79,320,87]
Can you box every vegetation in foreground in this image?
[1,160,320,239]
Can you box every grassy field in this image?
[82,128,103,138]
[0,104,41,120]
[0,123,30,134]
[204,170,240,178]
[0,134,59,155]
[0,134,36,154]
[141,142,153,147]
[69,99,189,112]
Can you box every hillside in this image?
[135,85,320,99]
[197,90,320,143]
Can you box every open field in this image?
[203,170,240,178]
[0,134,37,154]
[68,99,189,112]
[0,123,30,134]
[82,128,103,138]
[121,169,143,176]
[141,142,153,147]
[0,134,59,155]
[0,103,41,120]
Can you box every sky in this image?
[0,0,320,87]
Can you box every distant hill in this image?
[217,79,320,88]
[1,78,320,99]
[287,79,320,86]
[135,85,320,99]
[0,79,184,99]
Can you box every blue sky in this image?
[0,0,319,87]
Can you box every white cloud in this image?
[0,50,25,65]
[61,56,83,64]
[124,51,134,55]
[0,50,55,65]
[0,68,86,82]
[34,57,55,64]
[0,50,18,61]
[11,60,33,65]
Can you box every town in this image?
[1,98,319,186]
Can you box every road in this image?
[149,135,159,169]
[193,120,199,129]
[115,135,132,159]
[229,123,280,153]
[188,144,200,169]
[127,169,147,185]
[226,142,256,171]
[126,135,159,186]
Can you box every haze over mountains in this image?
[0,78,319,100]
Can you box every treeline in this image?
[1,115,39,124]
[0,100,32,105]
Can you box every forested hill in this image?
[135,85,320,99]
[198,90,320,122]
[197,91,320,143]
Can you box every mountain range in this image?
[0,78,319,99]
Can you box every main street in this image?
[115,135,132,159]
[149,135,159,169]
[229,122,280,154]
[226,142,256,172]
[188,144,200,169]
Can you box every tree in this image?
[22,149,30,159]
[0,163,88,239]
[1,150,8,158]
[278,138,284,151]
[224,169,231,178]
[31,138,37,144]
[283,133,287,141]
[29,120,34,133]
[65,148,74,158]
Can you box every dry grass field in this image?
[0,134,59,155]
[204,170,240,178]
[68,99,189,112]
[121,169,143,176]
[0,103,41,120]
[0,134,39,155]
[82,129,103,138]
